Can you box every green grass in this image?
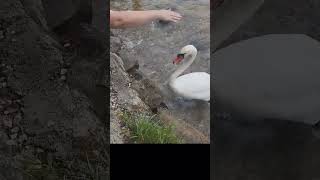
[120,112,182,144]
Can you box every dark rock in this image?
[2,116,12,128]
[110,36,122,53]
[213,34,320,125]
[5,139,16,146]
[0,30,4,39]
[60,68,68,75]
[11,127,19,133]
[10,133,17,139]
[4,106,18,114]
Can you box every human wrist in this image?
[152,10,164,20]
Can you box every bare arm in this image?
[110,10,182,28]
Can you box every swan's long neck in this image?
[169,52,197,82]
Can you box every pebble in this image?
[0,99,5,104]
[4,107,18,114]
[63,43,71,48]
[10,133,17,139]
[6,100,12,105]
[11,127,19,133]
[47,120,55,127]
[14,99,22,103]
[0,31,3,39]
[18,134,27,143]
[11,30,15,35]
[3,117,12,128]
[1,82,7,88]
[6,139,17,146]
[36,148,44,153]
[11,38,17,42]
[13,113,22,123]
[60,68,68,75]
[60,75,66,81]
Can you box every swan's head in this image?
[173,45,197,64]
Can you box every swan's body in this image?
[169,45,210,101]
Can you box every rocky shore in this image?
[0,0,109,179]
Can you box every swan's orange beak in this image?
[173,54,184,64]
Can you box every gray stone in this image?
[11,127,19,133]
[60,68,68,75]
[213,34,320,125]
[6,139,17,146]
[212,0,265,50]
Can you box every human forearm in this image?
[110,10,160,28]
[110,10,182,28]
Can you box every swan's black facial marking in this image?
[173,53,185,64]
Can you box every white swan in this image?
[168,45,210,101]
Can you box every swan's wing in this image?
[171,72,210,101]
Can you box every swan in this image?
[168,45,210,101]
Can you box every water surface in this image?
[111,0,210,138]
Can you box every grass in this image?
[120,112,182,144]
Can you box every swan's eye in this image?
[177,53,185,59]
[173,53,185,64]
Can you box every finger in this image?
[172,16,182,20]
[172,13,182,18]
[172,15,182,19]
[171,15,182,20]
[173,12,182,17]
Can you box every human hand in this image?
[157,10,182,23]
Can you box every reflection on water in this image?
[111,0,210,137]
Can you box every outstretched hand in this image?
[157,10,182,23]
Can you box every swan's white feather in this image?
[170,72,210,101]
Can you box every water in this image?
[111,0,210,138]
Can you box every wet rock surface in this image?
[0,0,109,179]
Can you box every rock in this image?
[10,133,18,139]
[60,68,68,75]
[42,0,92,29]
[2,116,12,128]
[63,43,71,48]
[212,0,264,50]
[110,110,124,144]
[213,34,320,125]
[18,134,27,143]
[4,107,18,115]
[47,120,54,127]
[6,139,16,146]
[11,127,19,133]
[1,82,7,88]
[110,53,150,112]
[36,148,44,153]
[60,75,66,81]
[0,31,4,39]
[0,131,9,147]
[110,36,121,53]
